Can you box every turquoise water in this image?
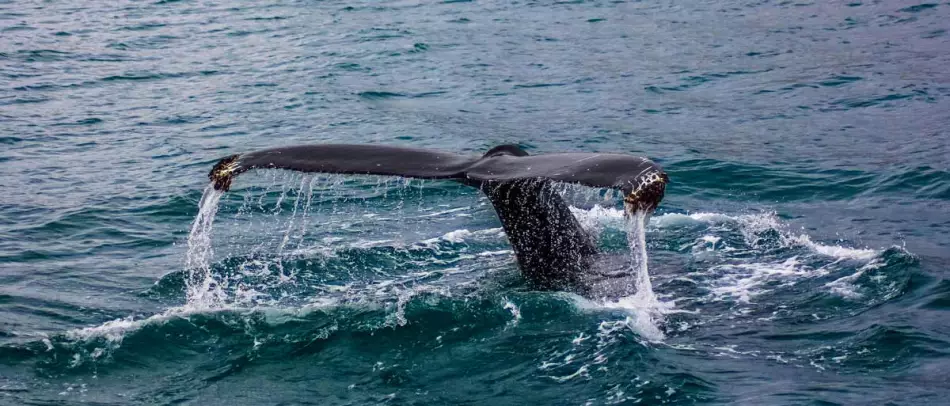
[2,0,949,404]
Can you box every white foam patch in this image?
[652,211,879,261]
[65,304,225,345]
[569,208,875,261]
[66,316,151,345]
[824,258,886,299]
[68,274,463,349]
[477,249,513,257]
[706,257,824,303]
[693,235,723,252]
[61,294,355,363]
[287,227,506,258]
[419,227,505,246]
[503,298,522,327]
[569,205,625,233]
[650,212,733,228]
[737,213,877,260]
[443,229,474,243]
[786,234,876,261]
[596,297,673,342]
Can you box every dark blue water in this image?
[2,0,949,404]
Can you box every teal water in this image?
[2,0,949,404]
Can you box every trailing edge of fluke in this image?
[209,144,667,210]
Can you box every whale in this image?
[208,144,668,295]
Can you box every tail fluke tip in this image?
[209,154,241,191]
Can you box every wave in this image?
[1,196,917,384]
[650,211,879,261]
[24,288,584,373]
[108,205,901,337]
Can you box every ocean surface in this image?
[2,0,949,404]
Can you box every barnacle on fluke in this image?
[208,154,241,191]
[624,171,669,213]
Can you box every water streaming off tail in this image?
[180,175,671,340]
[627,210,658,306]
[184,184,225,307]
[601,209,668,341]
[178,174,492,309]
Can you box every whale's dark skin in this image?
[209,144,667,295]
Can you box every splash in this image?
[584,209,670,342]
[610,210,668,340]
[176,183,674,343]
[184,184,226,307]
[59,185,231,368]
[627,211,658,306]
[651,211,878,261]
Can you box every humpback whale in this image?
[209,144,668,294]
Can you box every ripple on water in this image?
[1,0,946,403]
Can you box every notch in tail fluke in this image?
[482,144,529,158]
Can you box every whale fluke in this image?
[208,144,668,292]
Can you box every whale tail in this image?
[207,143,667,292]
